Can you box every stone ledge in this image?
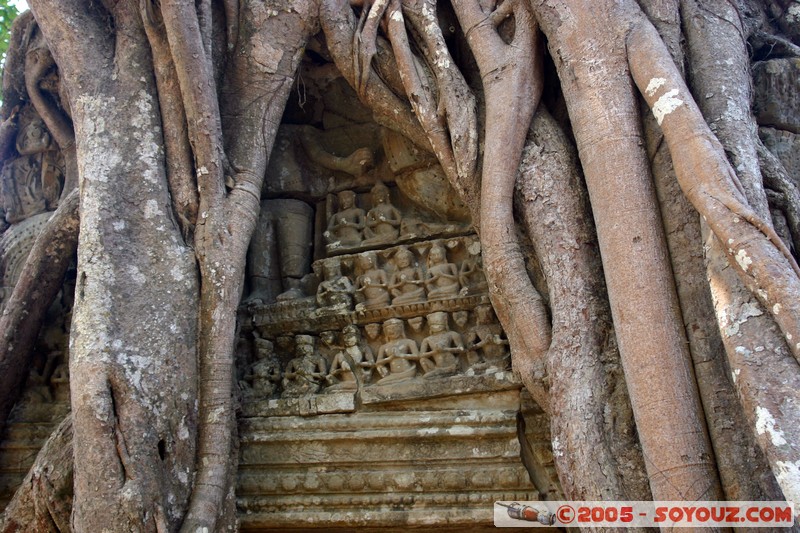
[239,371,520,418]
[242,391,357,418]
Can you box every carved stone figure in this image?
[326,325,375,391]
[424,244,460,299]
[465,304,509,370]
[419,312,464,379]
[1,157,44,223]
[316,261,354,308]
[374,319,418,385]
[363,322,383,355]
[281,335,327,398]
[1,116,64,225]
[246,123,379,305]
[318,330,342,371]
[0,211,52,309]
[452,310,469,329]
[247,199,314,303]
[389,246,425,305]
[318,330,341,360]
[325,190,365,248]
[363,181,401,245]
[243,338,282,398]
[274,335,295,363]
[459,254,488,295]
[354,252,390,310]
[50,362,70,403]
[16,117,52,155]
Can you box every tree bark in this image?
[180,2,320,530]
[517,108,651,504]
[0,415,73,533]
[29,2,201,530]
[532,0,723,502]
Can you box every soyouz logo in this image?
[494,501,796,528]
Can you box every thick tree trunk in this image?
[179,2,319,529]
[29,2,201,530]
[705,233,800,507]
[67,49,199,533]
[627,13,800,506]
[450,0,553,411]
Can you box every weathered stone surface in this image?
[753,58,800,133]
[0,420,66,505]
[231,112,537,529]
[760,126,800,187]
[237,375,536,531]
[0,211,52,307]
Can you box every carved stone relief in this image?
[228,73,537,525]
[228,108,532,529]
[1,109,64,227]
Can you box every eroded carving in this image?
[325,325,375,391]
[1,114,64,226]
[248,199,314,304]
[466,304,510,371]
[419,312,464,379]
[325,190,365,250]
[389,246,425,305]
[459,249,487,296]
[282,335,327,398]
[354,252,390,310]
[363,181,401,246]
[316,260,354,309]
[374,318,418,385]
[242,338,282,399]
[424,243,460,300]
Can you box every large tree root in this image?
[628,16,800,368]
[321,0,431,152]
[646,116,782,502]
[30,2,201,530]
[639,0,783,501]
[705,231,800,509]
[0,190,78,435]
[450,0,552,411]
[681,0,772,220]
[173,2,321,530]
[628,2,800,507]
[141,4,199,240]
[532,0,723,502]
[1,415,73,533]
[517,109,651,505]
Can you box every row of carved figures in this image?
[240,306,509,399]
[324,182,402,250]
[316,242,487,310]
